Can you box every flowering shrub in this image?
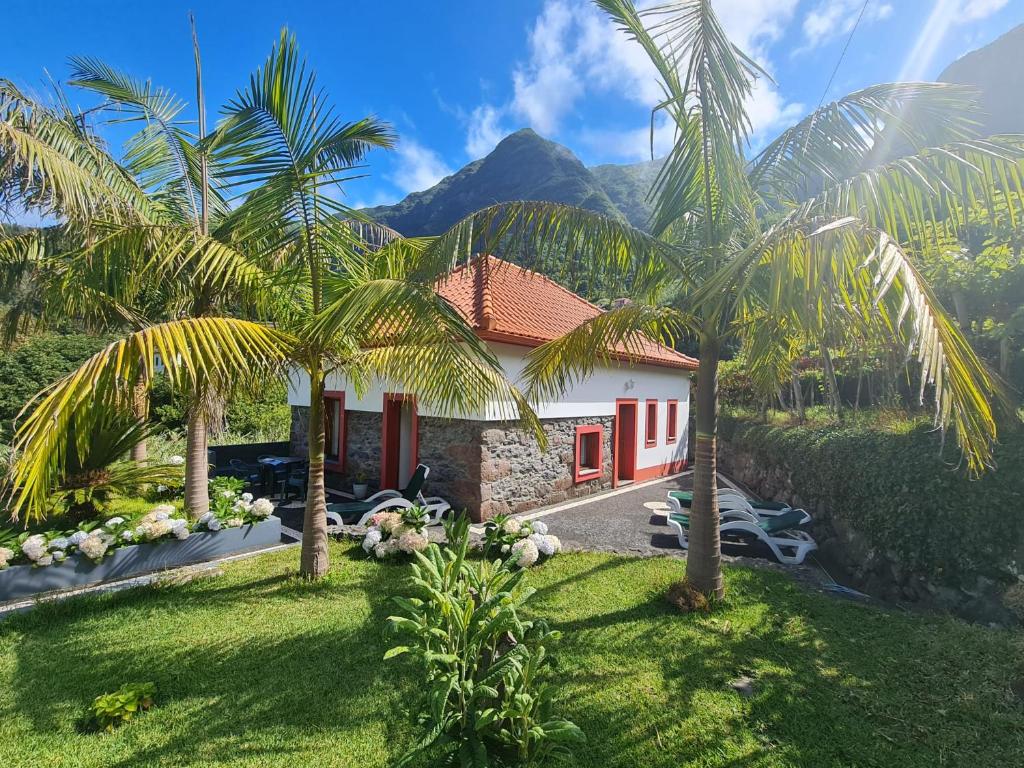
[482,513,561,568]
[361,506,430,560]
[0,483,275,570]
[194,477,275,533]
[386,515,584,765]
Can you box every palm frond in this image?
[0,80,156,222]
[749,82,982,202]
[4,317,293,522]
[523,302,694,403]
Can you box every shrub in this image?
[150,374,290,440]
[719,411,1024,588]
[0,332,112,441]
[361,506,429,559]
[89,682,156,732]
[482,514,562,568]
[386,516,584,766]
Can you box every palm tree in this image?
[1,35,285,520]
[207,31,542,578]
[471,0,1022,597]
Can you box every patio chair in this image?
[324,464,450,528]
[666,490,804,520]
[666,508,817,565]
[279,462,308,502]
[229,459,263,487]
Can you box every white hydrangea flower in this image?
[78,534,109,561]
[362,527,383,553]
[51,550,67,563]
[168,455,185,466]
[251,498,274,519]
[530,520,548,535]
[511,538,539,568]
[69,530,90,547]
[35,554,54,567]
[206,517,222,532]
[21,534,48,562]
[173,526,190,540]
[0,546,13,569]
[241,493,254,503]
[104,517,125,529]
[397,531,429,554]
[545,535,562,554]
[121,530,135,543]
[198,511,214,525]
[221,490,235,499]
[49,536,70,551]
[502,517,523,535]
[530,533,554,557]
[156,484,168,493]
[225,517,244,528]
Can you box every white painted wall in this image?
[286,341,691,472]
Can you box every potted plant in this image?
[352,471,369,500]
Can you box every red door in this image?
[614,399,638,487]
[381,394,418,489]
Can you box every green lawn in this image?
[1,542,1021,767]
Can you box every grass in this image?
[1,542,1021,767]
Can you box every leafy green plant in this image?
[89,682,156,732]
[386,515,583,766]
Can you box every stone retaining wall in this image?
[718,437,1019,625]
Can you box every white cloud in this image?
[465,105,509,159]
[389,139,453,194]
[471,0,804,162]
[800,0,893,50]
[961,0,1009,20]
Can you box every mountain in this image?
[589,158,661,229]
[937,23,1024,136]
[362,128,625,236]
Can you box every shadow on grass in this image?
[529,559,1023,767]
[1,547,418,767]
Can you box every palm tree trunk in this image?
[820,340,842,415]
[301,367,330,578]
[791,369,805,422]
[999,335,1011,378]
[686,335,724,599]
[184,401,209,520]
[130,369,148,463]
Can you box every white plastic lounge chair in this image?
[325,464,451,528]
[666,489,804,520]
[666,508,817,565]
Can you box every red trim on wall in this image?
[573,425,604,483]
[644,399,658,447]
[612,398,638,489]
[381,393,419,488]
[666,399,678,444]
[633,458,688,482]
[324,390,346,472]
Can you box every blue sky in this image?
[4,0,1022,215]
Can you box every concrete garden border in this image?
[0,516,282,603]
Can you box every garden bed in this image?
[0,516,281,603]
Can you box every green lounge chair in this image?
[325,464,450,527]
[666,508,816,565]
[667,489,800,518]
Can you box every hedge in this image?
[719,412,1024,588]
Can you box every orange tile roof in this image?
[435,255,698,370]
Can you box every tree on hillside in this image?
[427,0,1022,598]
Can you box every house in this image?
[286,255,697,521]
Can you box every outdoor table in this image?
[257,456,305,496]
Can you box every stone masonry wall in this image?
[290,406,617,522]
[479,415,614,520]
